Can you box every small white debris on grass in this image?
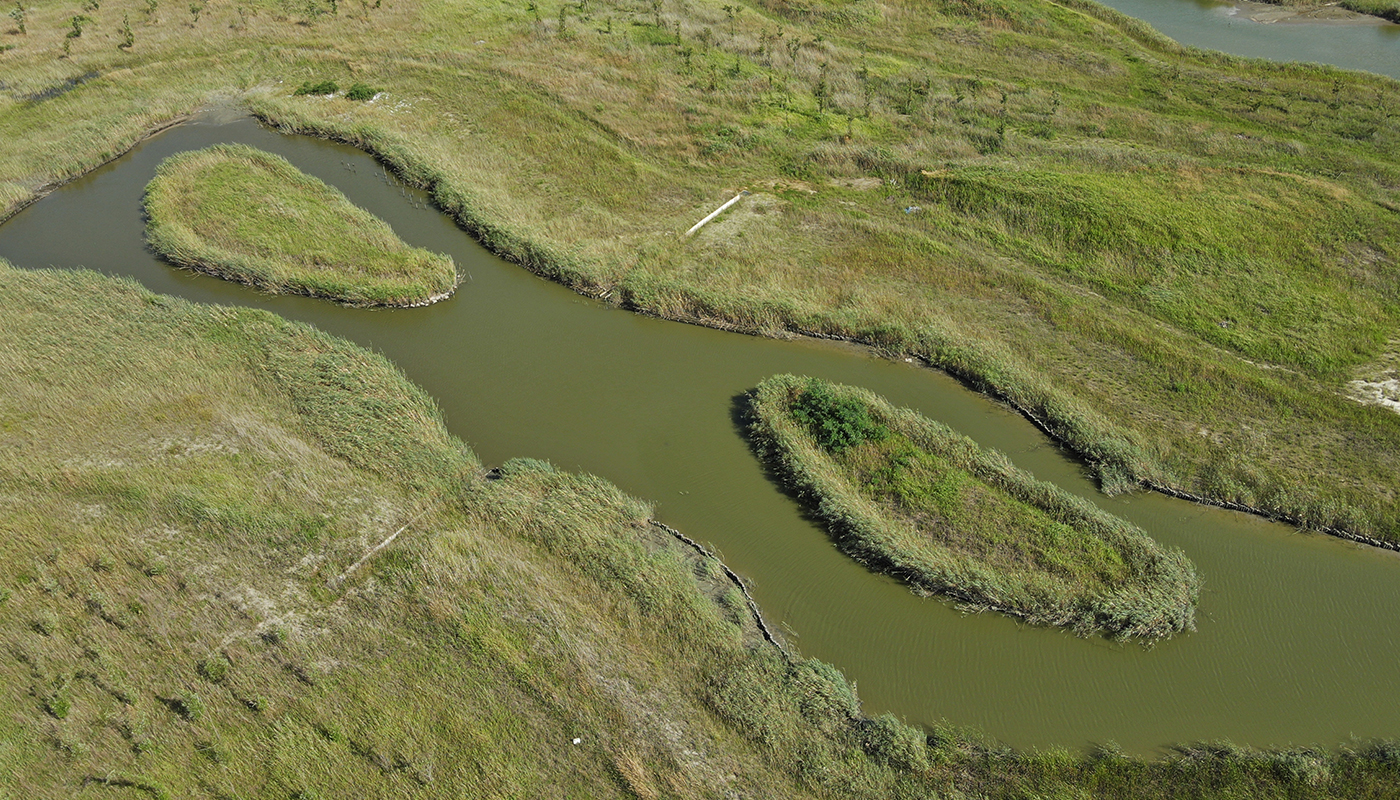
[572,738,581,745]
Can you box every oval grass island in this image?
[143,144,457,306]
[748,375,1201,641]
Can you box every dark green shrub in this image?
[170,690,203,721]
[43,693,71,719]
[790,378,887,452]
[344,82,379,101]
[197,654,229,683]
[294,79,339,96]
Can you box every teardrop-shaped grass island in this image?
[747,375,1201,641]
[143,144,457,306]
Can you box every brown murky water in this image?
[4,114,1399,755]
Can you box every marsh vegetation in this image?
[748,375,1201,639]
[1,0,1400,791]
[0,0,1397,551]
[5,261,1400,797]
[143,143,457,305]
[1256,0,1400,23]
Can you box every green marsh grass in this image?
[748,375,1201,640]
[1,0,1398,548]
[4,261,1400,796]
[2,0,1400,790]
[1339,0,1400,22]
[143,143,457,305]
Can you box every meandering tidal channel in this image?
[3,60,1399,754]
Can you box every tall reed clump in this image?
[1337,0,1400,22]
[143,143,457,306]
[747,375,1201,640]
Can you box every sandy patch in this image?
[831,177,883,190]
[756,178,817,194]
[1227,0,1389,25]
[1348,378,1400,413]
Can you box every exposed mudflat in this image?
[1226,0,1389,25]
[1349,378,1400,412]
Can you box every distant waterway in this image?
[1093,0,1400,78]
[4,114,1400,755]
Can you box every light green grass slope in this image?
[143,143,456,305]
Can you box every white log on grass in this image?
[685,190,750,236]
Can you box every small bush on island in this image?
[293,79,339,96]
[748,375,1201,640]
[143,144,456,306]
[344,82,378,101]
[789,378,887,452]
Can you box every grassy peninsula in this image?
[143,144,456,306]
[6,260,1400,798]
[1344,0,1400,22]
[748,375,1200,640]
